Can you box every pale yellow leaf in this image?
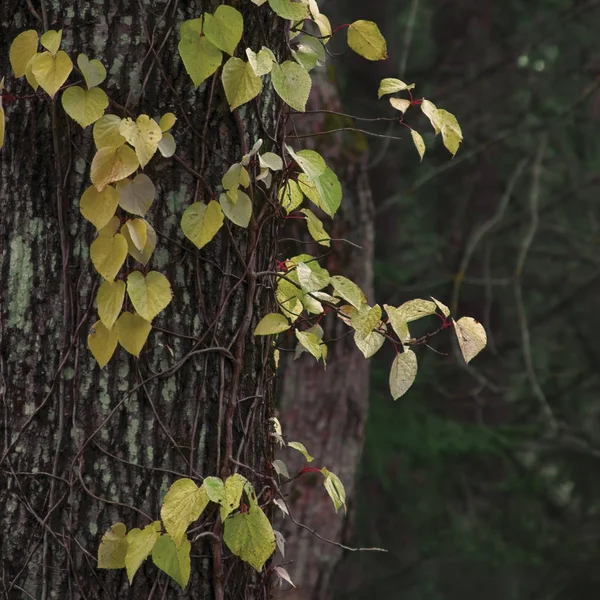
[10,30,39,77]
[40,30,62,55]
[271,61,311,112]
[254,313,290,335]
[421,99,441,134]
[222,57,262,111]
[321,468,346,513]
[383,304,410,343]
[119,115,162,168]
[378,78,415,98]
[181,200,224,249]
[389,349,418,400]
[115,311,152,357]
[125,521,161,583]
[246,47,274,77]
[124,218,147,252]
[77,53,107,88]
[347,20,387,61]
[127,271,172,322]
[93,114,126,149]
[91,145,139,191]
[88,320,119,368]
[354,329,385,358]
[352,304,382,335]
[31,50,73,98]
[299,208,330,247]
[410,129,425,161]
[288,441,313,462]
[278,180,304,213]
[220,474,247,520]
[90,233,128,281]
[122,221,157,265]
[390,97,411,113]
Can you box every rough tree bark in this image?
[276,71,374,600]
[0,2,285,598]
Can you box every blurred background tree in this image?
[282,0,600,598]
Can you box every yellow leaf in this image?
[98,216,120,238]
[124,218,148,251]
[389,349,418,400]
[126,271,172,322]
[254,313,290,336]
[390,97,411,114]
[91,145,139,191]
[121,221,157,265]
[246,47,275,77]
[97,523,128,569]
[88,320,119,368]
[288,441,313,462]
[421,99,442,135]
[24,56,40,90]
[378,78,415,98]
[90,233,128,281]
[221,57,262,111]
[10,30,39,77]
[161,479,210,547]
[125,521,161,583]
[347,20,387,61]
[300,208,330,247]
[77,53,106,88]
[271,61,312,112]
[119,114,162,168]
[31,50,73,99]
[79,184,119,229]
[115,173,155,216]
[181,200,224,249]
[115,311,152,357]
[278,179,304,213]
[93,114,126,149]
[97,280,126,330]
[62,86,108,128]
[321,468,347,513]
[159,112,177,132]
[40,30,62,55]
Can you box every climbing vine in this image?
[2,0,486,591]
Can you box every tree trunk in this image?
[276,71,374,600]
[0,2,285,598]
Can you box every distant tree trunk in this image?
[277,71,374,600]
[0,2,285,598]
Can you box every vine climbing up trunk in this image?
[0,2,285,598]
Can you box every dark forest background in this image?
[317,0,600,598]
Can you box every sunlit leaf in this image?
[296,261,330,293]
[354,329,385,358]
[246,47,275,77]
[352,304,382,335]
[421,99,441,134]
[431,296,451,318]
[437,108,463,156]
[268,0,309,20]
[124,218,148,252]
[330,275,365,309]
[390,97,411,114]
[220,474,247,520]
[295,330,322,360]
[278,179,304,213]
[383,304,410,343]
[271,61,311,112]
[396,299,437,322]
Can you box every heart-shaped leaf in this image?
[127,271,172,322]
[115,311,152,357]
[31,50,73,98]
[62,85,108,127]
[77,53,107,88]
[88,320,119,368]
[90,233,128,281]
[97,280,126,330]
[79,184,119,229]
[203,5,243,56]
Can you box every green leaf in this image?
[223,487,276,571]
[276,278,303,323]
[295,330,323,360]
[62,85,108,127]
[354,329,385,359]
[271,61,311,112]
[220,191,252,228]
[246,47,275,77]
[179,34,223,88]
[203,5,243,56]
[179,17,204,38]
[279,180,304,213]
[410,129,425,161]
[297,169,342,217]
[203,476,225,504]
[389,349,418,400]
[254,313,290,335]
[97,523,128,569]
[383,304,410,344]
[286,146,326,178]
[127,271,172,322]
[352,304,382,336]
[321,468,346,513]
[181,200,224,249]
[77,53,107,89]
[288,441,313,462]
[161,478,210,547]
[347,20,387,61]
[222,57,263,110]
[292,36,325,72]
[152,534,191,589]
[453,317,486,363]
[296,261,330,293]
[396,299,437,322]
[268,0,309,20]
[378,78,415,98]
[125,521,161,583]
[330,276,365,309]
[220,474,247,520]
[300,208,330,247]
